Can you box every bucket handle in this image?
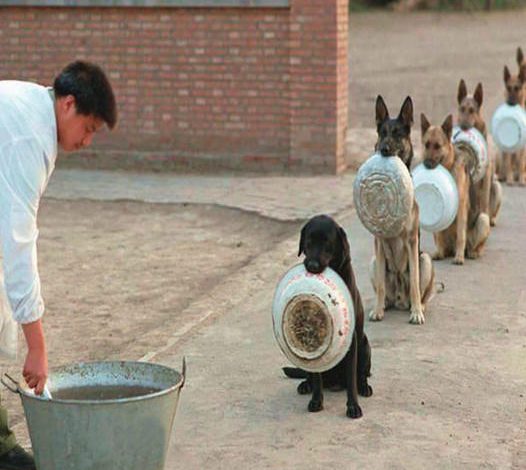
[1,373,21,395]
[181,357,186,389]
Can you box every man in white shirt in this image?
[0,61,116,470]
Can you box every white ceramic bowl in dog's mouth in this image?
[412,163,459,233]
[451,126,488,183]
[272,264,355,373]
[353,152,414,238]
[491,103,526,153]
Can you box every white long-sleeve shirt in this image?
[0,81,57,324]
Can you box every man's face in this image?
[56,95,104,152]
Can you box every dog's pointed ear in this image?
[420,113,431,138]
[457,79,467,105]
[517,47,524,67]
[519,64,526,84]
[398,96,414,128]
[441,114,453,141]
[504,65,511,84]
[375,95,389,129]
[298,224,306,257]
[338,226,351,261]
[474,83,484,108]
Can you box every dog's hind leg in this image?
[283,367,308,379]
[345,335,363,419]
[307,373,323,412]
[453,170,469,265]
[466,213,490,259]
[419,252,435,311]
[407,231,425,325]
[490,176,502,226]
[432,231,447,260]
[519,148,526,186]
[495,152,506,181]
[504,152,515,186]
[297,378,312,395]
[357,334,373,397]
[480,163,492,216]
[369,239,387,321]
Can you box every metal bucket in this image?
[2,360,185,470]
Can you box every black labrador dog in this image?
[283,215,372,418]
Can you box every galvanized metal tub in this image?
[2,360,185,470]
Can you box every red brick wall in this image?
[0,3,348,174]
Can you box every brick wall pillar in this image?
[289,0,348,173]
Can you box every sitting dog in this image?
[368,96,435,325]
[282,215,372,419]
[496,65,526,185]
[457,80,502,226]
[420,113,490,264]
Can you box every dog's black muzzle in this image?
[304,258,325,274]
[379,145,394,157]
[423,159,438,170]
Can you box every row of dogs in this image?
[282,47,526,419]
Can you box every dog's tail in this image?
[282,367,308,379]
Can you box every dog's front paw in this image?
[409,309,425,325]
[297,380,312,395]
[466,250,479,260]
[346,403,363,419]
[506,180,515,187]
[452,255,464,265]
[490,218,497,227]
[432,251,445,261]
[308,398,323,412]
[358,382,373,397]
[369,308,384,322]
[519,179,525,187]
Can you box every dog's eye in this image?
[425,142,431,149]
[433,143,440,150]
[515,86,520,92]
[469,107,475,114]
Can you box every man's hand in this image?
[21,319,48,395]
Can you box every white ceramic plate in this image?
[412,163,459,232]
[451,126,489,183]
[272,264,355,373]
[353,152,414,238]
[491,103,526,153]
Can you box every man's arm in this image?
[22,319,47,394]
[0,139,49,393]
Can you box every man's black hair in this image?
[53,61,117,129]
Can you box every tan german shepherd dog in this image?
[368,96,435,325]
[456,80,502,226]
[496,64,526,185]
[420,114,490,264]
